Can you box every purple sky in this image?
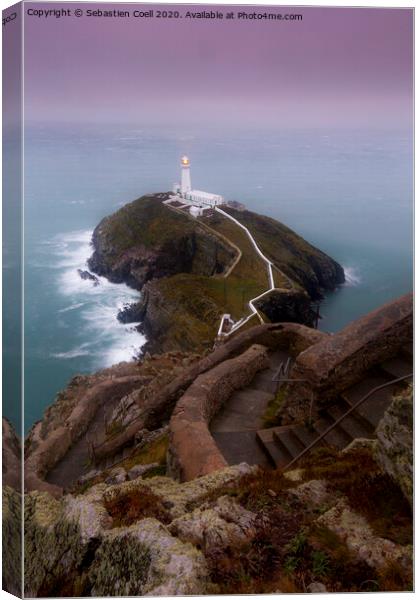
[24,3,413,129]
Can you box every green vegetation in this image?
[104,487,171,528]
[199,445,412,593]
[97,195,197,254]
[300,446,413,546]
[120,434,168,472]
[262,387,287,427]
[222,205,344,294]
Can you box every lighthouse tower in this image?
[180,155,192,195]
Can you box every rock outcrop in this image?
[375,385,413,506]
[3,417,21,491]
[88,194,236,290]
[3,486,22,597]
[24,464,254,597]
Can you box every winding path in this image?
[214,207,295,336]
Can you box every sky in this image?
[23,3,413,129]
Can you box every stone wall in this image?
[280,293,413,424]
[24,376,144,497]
[94,322,325,462]
[168,344,269,481]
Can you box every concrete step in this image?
[342,375,400,430]
[251,369,278,394]
[211,388,274,432]
[274,428,305,458]
[380,356,413,380]
[325,402,374,439]
[312,415,352,449]
[292,424,325,449]
[213,431,272,467]
[256,428,292,468]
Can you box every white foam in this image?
[58,302,85,314]
[52,342,93,359]
[343,266,362,287]
[50,229,146,367]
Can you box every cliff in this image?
[88,194,344,353]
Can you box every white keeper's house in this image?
[173,156,224,211]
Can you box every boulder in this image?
[169,495,258,551]
[375,385,413,506]
[317,499,412,571]
[3,487,22,596]
[104,467,127,486]
[127,463,160,481]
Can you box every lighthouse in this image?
[172,156,224,209]
[180,155,192,194]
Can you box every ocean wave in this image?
[51,348,92,359]
[58,302,85,314]
[49,229,146,368]
[343,266,362,287]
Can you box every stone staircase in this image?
[210,350,289,468]
[257,345,413,469]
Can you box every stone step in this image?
[292,424,325,449]
[212,431,272,468]
[324,403,374,440]
[211,388,274,432]
[379,356,413,380]
[273,428,305,458]
[251,369,279,394]
[312,415,352,449]
[342,375,401,430]
[256,428,292,468]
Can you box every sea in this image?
[15,124,413,431]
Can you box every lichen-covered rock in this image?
[103,463,256,520]
[2,487,22,597]
[169,495,258,551]
[90,518,208,596]
[127,462,160,481]
[24,491,93,597]
[24,464,254,596]
[289,479,337,512]
[3,418,21,490]
[317,499,412,571]
[308,582,328,593]
[342,438,378,454]
[375,386,413,506]
[104,467,127,485]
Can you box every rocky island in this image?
[87,193,344,353]
[5,193,413,597]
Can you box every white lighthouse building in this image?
[173,156,224,209]
[180,155,192,194]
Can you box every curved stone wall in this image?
[168,344,269,481]
[281,293,413,424]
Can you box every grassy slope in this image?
[222,205,341,290]
[96,196,342,351]
[97,195,197,254]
